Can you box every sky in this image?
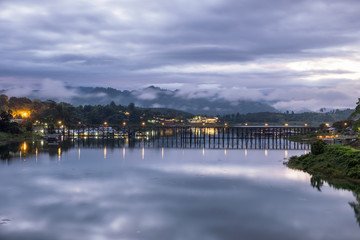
[1,0,360,111]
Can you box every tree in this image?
[311,140,326,155]
[351,98,360,118]
[128,103,135,112]
[0,95,9,112]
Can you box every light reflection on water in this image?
[0,142,359,240]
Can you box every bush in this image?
[25,122,33,132]
[311,140,326,155]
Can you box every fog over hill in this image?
[1,85,277,115]
[77,86,277,115]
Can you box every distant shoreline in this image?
[0,132,39,146]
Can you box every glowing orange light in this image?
[21,142,27,151]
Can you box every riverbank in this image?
[286,144,360,184]
[0,132,40,146]
[288,133,318,143]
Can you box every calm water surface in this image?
[0,141,359,240]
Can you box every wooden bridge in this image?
[55,126,316,150]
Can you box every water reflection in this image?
[308,174,360,228]
[58,147,61,161]
[0,141,359,240]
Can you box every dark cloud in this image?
[0,0,360,109]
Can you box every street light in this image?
[142,122,145,126]
[123,122,126,126]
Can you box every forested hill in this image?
[222,109,354,126]
[0,95,193,126]
[1,86,277,115]
[0,94,355,128]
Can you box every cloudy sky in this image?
[1,0,360,110]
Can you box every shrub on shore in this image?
[287,144,360,180]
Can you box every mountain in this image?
[70,86,277,115]
[1,86,277,115]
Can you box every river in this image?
[0,139,359,240]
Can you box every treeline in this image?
[0,111,22,134]
[221,109,354,125]
[0,95,193,127]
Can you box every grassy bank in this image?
[0,132,40,146]
[286,144,360,183]
[288,133,319,143]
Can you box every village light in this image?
[265,123,268,126]
[142,122,145,126]
[78,122,81,125]
[224,122,228,126]
[344,122,348,126]
[284,123,288,126]
[104,122,108,125]
[21,142,27,151]
[123,122,126,126]
[245,123,248,126]
[304,123,308,127]
[58,121,62,125]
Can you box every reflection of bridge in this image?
[62,126,315,150]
